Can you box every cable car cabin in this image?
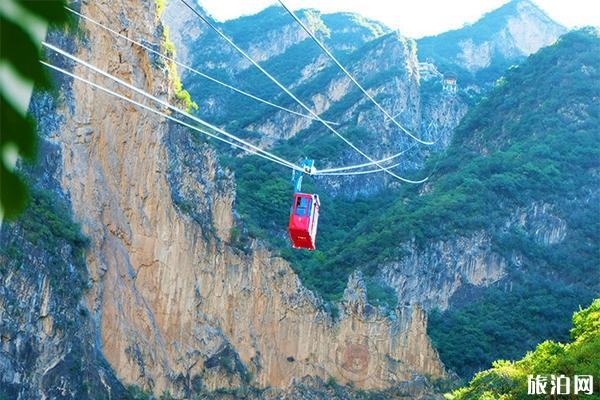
[288,193,320,250]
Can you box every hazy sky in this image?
[195,0,600,38]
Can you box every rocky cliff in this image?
[3,1,595,398]
[0,108,126,398]
[380,200,570,312]
[1,0,447,398]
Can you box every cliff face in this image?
[1,0,445,397]
[163,2,469,199]
[2,1,588,397]
[0,123,126,398]
[380,200,570,312]
[162,3,390,75]
[456,0,565,71]
[382,231,507,311]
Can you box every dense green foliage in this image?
[322,12,389,46]
[427,27,600,378]
[160,26,197,112]
[446,299,600,399]
[182,6,394,133]
[229,28,600,376]
[428,273,595,378]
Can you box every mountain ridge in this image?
[417,0,566,83]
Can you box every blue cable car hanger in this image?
[292,158,316,193]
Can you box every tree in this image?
[0,0,69,220]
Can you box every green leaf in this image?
[0,94,37,160]
[17,0,70,26]
[0,167,29,219]
[0,14,51,88]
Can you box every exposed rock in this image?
[0,142,126,399]
[382,232,507,311]
[381,200,570,312]
[164,5,469,198]
[21,0,446,396]
[509,202,567,245]
[2,1,576,398]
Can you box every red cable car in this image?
[288,192,320,250]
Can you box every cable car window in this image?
[295,197,311,216]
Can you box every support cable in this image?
[64,6,339,125]
[43,41,303,172]
[40,60,299,170]
[277,0,433,145]
[316,142,417,174]
[178,0,428,184]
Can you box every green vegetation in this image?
[0,185,89,298]
[322,12,389,40]
[0,0,70,219]
[221,6,294,50]
[180,7,396,132]
[125,385,177,400]
[446,299,600,400]
[228,28,600,377]
[125,385,154,400]
[161,26,198,112]
[428,276,595,379]
[173,74,197,112]
[304,9,330,38]
[18,187,89,250]
[427,29,600,377]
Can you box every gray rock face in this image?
[0,1,447,397]
[509,202,567,246]
[381,232,507,311]
[1,1,581,398]
[379,198,575,314]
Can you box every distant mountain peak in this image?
[417,0,566,79]
[492,0,562,25]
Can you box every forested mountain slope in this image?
[1,1,446,398]
[163,1,469,196]
[230,27,600,378]
[423,27,600,378]
[164,0,598,382]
